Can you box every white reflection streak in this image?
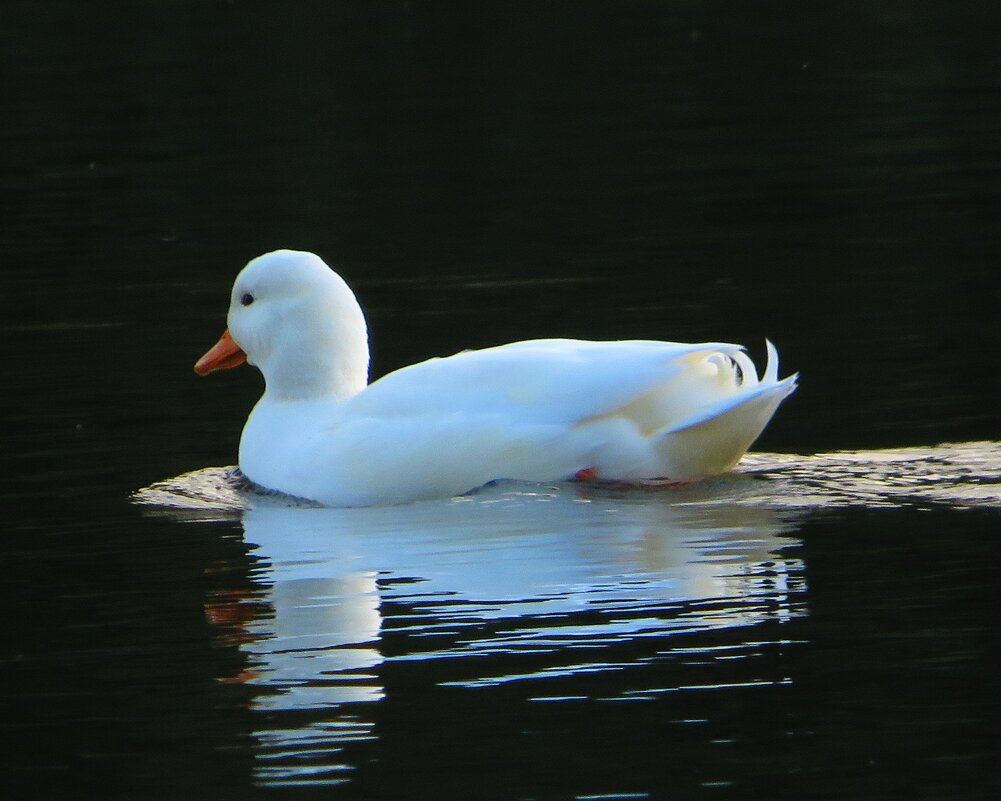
[227,484,805,784]
[242,572,384,710]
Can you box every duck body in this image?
[196,250,797,507]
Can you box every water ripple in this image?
[130,441,1000,788]
[135,441,1001,513]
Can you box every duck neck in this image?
[259,331,369,403]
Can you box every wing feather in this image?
[347,339,745,425]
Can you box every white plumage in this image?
[195,249,797,506]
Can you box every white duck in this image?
[195,250,797,507]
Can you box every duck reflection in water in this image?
[201,481,807,787]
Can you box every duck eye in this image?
[240,293,254,307]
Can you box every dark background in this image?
[3,2,1000,799]
[5,0,1000,495]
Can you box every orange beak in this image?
[194,329,247,376]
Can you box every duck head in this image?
[195,250,370,401]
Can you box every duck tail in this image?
[650,341,797,479]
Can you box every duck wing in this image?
[348,338,749,427]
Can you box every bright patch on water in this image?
[135,441,1001,514]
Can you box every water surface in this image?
[4,2,1001,799]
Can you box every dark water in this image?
[3,2,1001,799]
